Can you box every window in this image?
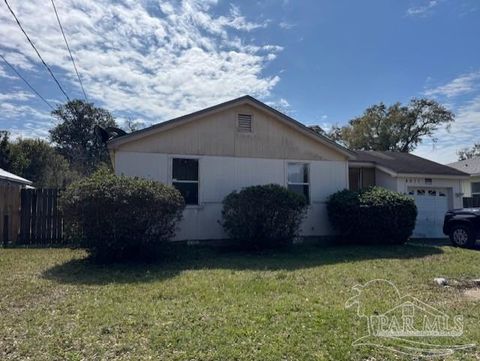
[417,189,425,196]
[348,167,375,191]
[288,163,309,203]
[237,114,252,132]
[172,158,199,205]
[428,190,437,196]
[472,182,480,196]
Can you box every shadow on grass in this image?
[41,241,445,286]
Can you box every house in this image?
[349,151,469,238]
[108,95,355,241]
[447,157,480,199]
[107,95,469,241]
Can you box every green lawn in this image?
[1,242,480,360]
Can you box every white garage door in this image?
[408,188,449,238]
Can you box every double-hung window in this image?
[287,163,310,203]
[172,158,199,205]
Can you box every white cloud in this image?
[266,97,290,114]
[0,0,283,136]
[407,0,439,16]
[424,71,480,98]
[0,90,34,101]
[0,64,16,80]
[279,22,295,30]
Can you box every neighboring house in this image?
[349,151,469,238]
[447,157,480,198]
[108,96,355,241]
[0,168,32,188]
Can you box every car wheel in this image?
[450,225,476,248]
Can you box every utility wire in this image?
[0,54,55,110]
[50,0,87,101]
[3,0,71,102]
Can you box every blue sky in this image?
[0,0,479,163]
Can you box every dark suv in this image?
[443,208,480,248]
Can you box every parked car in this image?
[443,208,480,248]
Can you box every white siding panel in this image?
[375,170,398,190]
[115,152,168,183]
[201,157,284,203]
[114,151,348,240]
[310,161,348,202]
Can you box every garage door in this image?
[408,188,449,238]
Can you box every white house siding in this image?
[375,169,398,190]
[460,175,480,197]
[114,151,348,240]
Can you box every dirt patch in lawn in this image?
[464,288,480,301]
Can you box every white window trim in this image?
[286,162,311,204]
[169,156,201,208]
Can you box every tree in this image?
[9,138,79,188]
[329,99,455,152]
[50,100,117,175]
[0,130,11,170]
[457,143,480,161]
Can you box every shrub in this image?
[327,186,417,245]
[60,170,185,261]
[221,184,308,249]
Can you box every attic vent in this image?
[237,114,252,132]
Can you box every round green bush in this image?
[60,170,185,261]
[221,184,308,249]
[327,186,417,244]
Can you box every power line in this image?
[0,54,55,110]
[50,0,87,101]
[3,0,71,102]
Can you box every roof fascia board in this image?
[0,175,32,185]
[349,161,376,168]
[395,173,470,180]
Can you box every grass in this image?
[1,241,480,360]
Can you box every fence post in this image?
[3,215,8,247]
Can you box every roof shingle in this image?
[447,157,480,176]
[352,151,468,176]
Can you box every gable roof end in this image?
[107,95,356,159]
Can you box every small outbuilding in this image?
[0,168,32,244]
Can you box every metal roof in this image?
[0,168,33,185]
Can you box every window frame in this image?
[171,156,200,206]
[286,162,310,204]
[472,182,480,196]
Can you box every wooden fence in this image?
[19,188,63,244]
[0,184,22,245]
[463,197,480,208]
